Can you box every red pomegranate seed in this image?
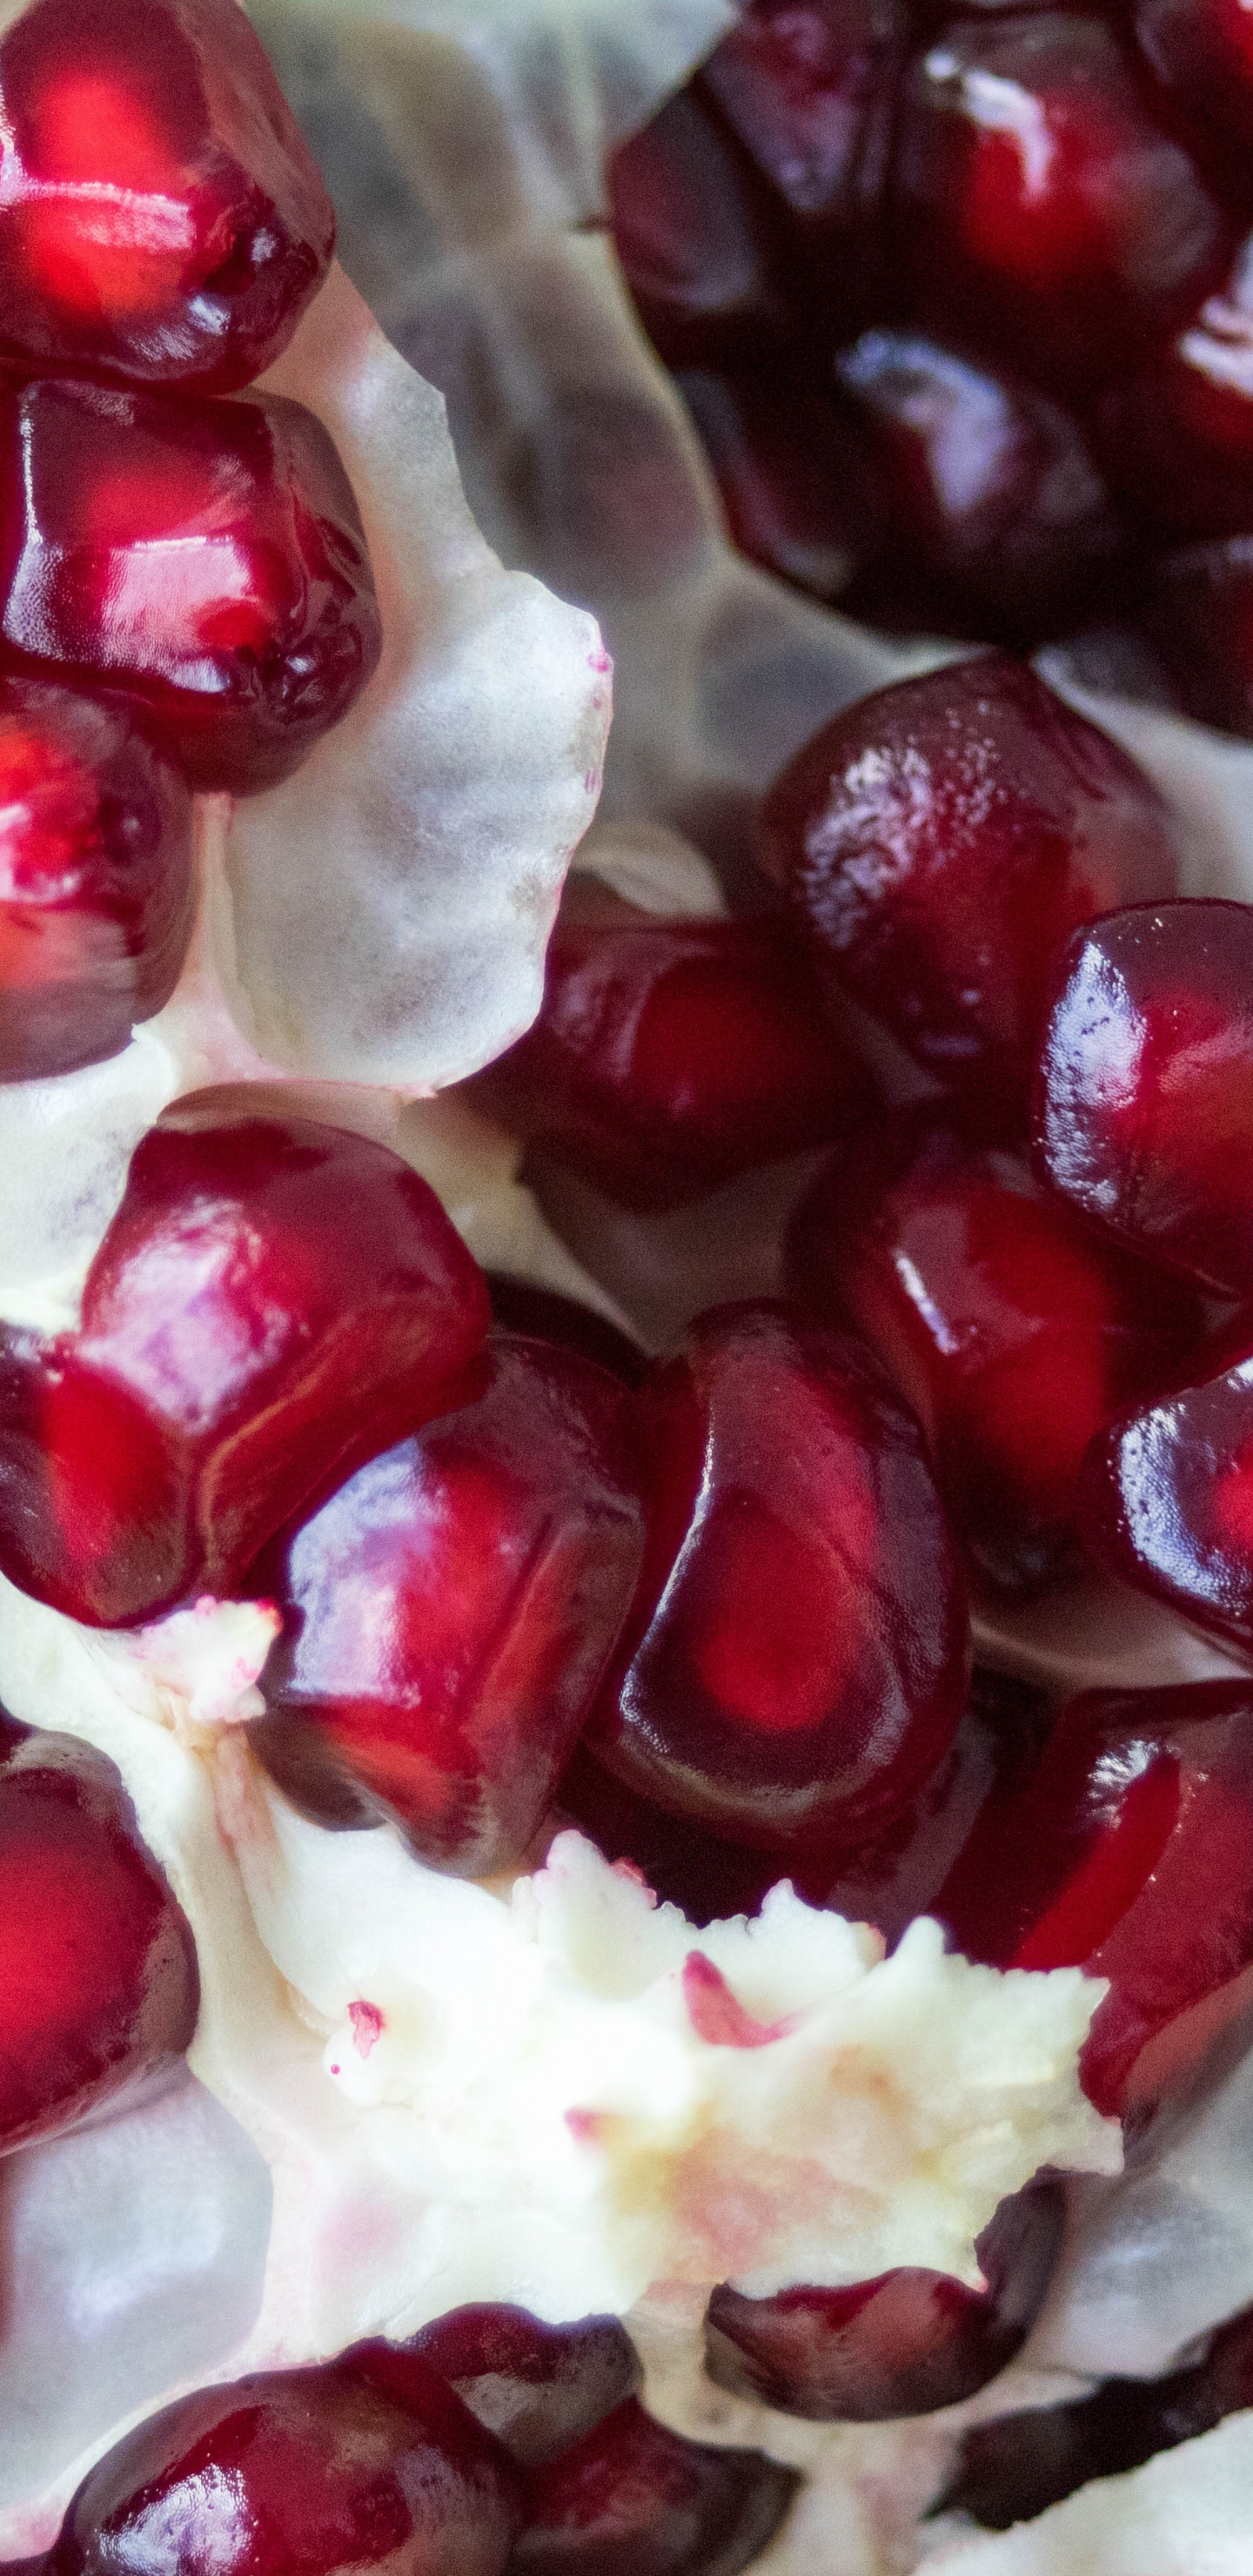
[0,1111,488,1629]
[405,2308,640,2465]
[1035,901,1253,1299]
[0,377,381,795]
[698,0,904,233]
[892,16,1230,392]
[704,2177,1064,2420]
[832,328,1121,642]
[469,914,868,1213]
[758,654,1179,1130]
[1146,533,1253,738]
[1136,0,1253,153]
[1096,247,1253,540]
[940,2298,1253,2530]
[486,1277,646,1386]
[0,0,334,393]
[509,2397,798,2576]
[937,1681,1253,2116]
[675,363,866,603]
[587,1301,970,1854]
[0,1721,198,2154]
[788,1114,1204,1594]
[49,2351,521,2576]
[0,677,193,1081]
[247,1336,643,1877]
[1081,1327,1253,1653]
[558,1740,786,1924]
[607,90,782,370]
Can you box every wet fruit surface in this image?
[789,1113,1204,1593]
[1082,1327,1253,1651]
[0,378,381,794]
[704,2177,1064,2419]
[758,656,1179,1129]
[588,1301,970,1854]
[0,0,334,392]
[607,91,781,370]
[470,915,867,1211]
[0,1112,489,1628]
[509,2396,798,2576]
[938,1681,1253,2115]
[406,2308,641,2465]
[0,677,193,1080]
[0,1721,198,2155]
[249,1336,644,1877]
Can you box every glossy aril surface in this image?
[893,16,1230,391]
[588,1301,970,1853]
[0,677,193,1080]
[941,2298,1253,2530]
[406,2307,640,2465]
[0,377,381,794]
[1035,901,1253,1298]
[248,1336,643,1877]
[1146,534,1253,739]
[1096,250,1253,540]
[704,2177,1064,2419]
[759,654,1179,1128]
[698,0,903,232]
[938,1682,1253,2115]
[789,1115,1204,1593]
[469,915,867,1211]
[0,0,334,392]
[1082,1331,1253,1651]
[675,364,863,603]
[0,1721,198,2155]
[0,1111,488,1628]
[509,2397,798,2576]
[607,91,781,369]
[49,2351,520,2576]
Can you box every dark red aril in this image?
[467,914,868,1213]
[892,16,1230,392]
[0,1721,198,2155]
[1095,247,1253,540]
[698,0,903,233]
[759,654,1179,1131]
[0,0,334,393]
[0,377,381,795]
[607,90,782,371]
[486,1276,646,1386]
[1145,534,1253,739]
[559,1738,789,1925]
[1035,901,1253,1300]
[832,328,1121,643]
[937,1682,1253,2116]
[247,1336,643,1878]
[1136,0,1253,156]
[1081,1326,1253,1654]
[0,1110,488,1629]
[788,1114,1204,1594]
[0,677,193,1080]
[509,2397,798,2576]
[46,2351,520,2576]
[674,363,865,603]
[587,1301,970,1855]
[704,2177,1064,2420]
[405,2308,640,2466]
[940,2298,1253,2530]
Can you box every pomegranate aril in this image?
[0,677,193,1081]
[759,654,1179,1128]
[0,0,333,395]
[405,2308,640,2467]
[1095,249,1253,540]
[1135,0,1253,157]
[247,1335,643,1878]
[606,91,783,371]
[892,15,1230,392]
[559,1739,789,1924]
[1081,1328,1253,1652]
[48,2351,520,2576]
[486,1277,646,1386]
[0,1110,488,1629]
[1035,901,1253,1298]
[940,2298,1253,2529]
[0,1721,198,2156]
[789,1114,1204,1594]
[1145,533,1253,738]
[509,2397,798,2576]
[937,1681,1253,2116]
[698,0,904,232]
[468,915,868,1212]
[705,2176,1064,2421]
[0,377,381,795]
[832,329,1121,643]
[675,363,865,602]
[588,1301,970,1855]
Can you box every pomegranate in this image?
[509,2397,798,2576]
[1081,1328,1253,1651]
[405,2307,640,2464]
[606,90,782,371]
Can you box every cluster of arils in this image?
[0,0,380,1083]
[608,0,1253,728]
